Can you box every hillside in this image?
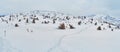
[0,10,120,52]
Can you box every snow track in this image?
[47,24,92,52]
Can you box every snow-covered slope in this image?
[0,10,120,52]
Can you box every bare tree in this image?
[58,23,65,29]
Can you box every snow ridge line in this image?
[47,24,92,52]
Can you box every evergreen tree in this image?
[26,18,29,23]
[15,24,19,27]
[97,26,101,30]
[32,19,35,23]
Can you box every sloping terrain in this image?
[0,10,120,52]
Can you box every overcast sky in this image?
[0,0,120,17]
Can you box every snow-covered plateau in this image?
[0,10,120,52]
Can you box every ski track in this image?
[47,24,92,52]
